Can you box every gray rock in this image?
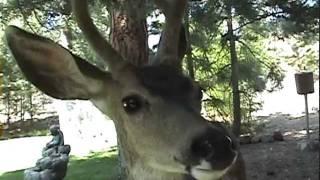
[24,169,41,180]
[251,135,262,144]
[261,135,274,143]
[36,156,53,170]
[239,134,252,144]
[58,145,71,154]
[42,147,57,157]
[298,141,309,151]
[307,140,319,151]
[297,140,319,151]
[273,130,284,141]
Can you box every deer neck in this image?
[128,162,189,180]
[115,127,192,180]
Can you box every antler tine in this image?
[153,0,170,13]
[154,0,187,17]
[71,0,126,72]
[153,0,188,69]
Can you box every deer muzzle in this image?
[176,122,238,180]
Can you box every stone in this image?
[58,145,71,154]
[266,170,276,176]
[251,135,262,144]
[36,156,53,170]
[24,169,41,180]
[24,125,71,180]
[42,125,64,154]
[307,140,319,151]
[273,131,284,141]
[298,141,309,151]
[239,134,252,144]
[299,140,320,151]
[261,135,274,143]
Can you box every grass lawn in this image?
[0,150,118,180]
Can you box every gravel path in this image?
[242,113,319,180]
[0,136,50,173]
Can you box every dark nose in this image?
[190,128,236,169]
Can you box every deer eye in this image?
[122,95,143,114]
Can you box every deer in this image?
[5,0,246,179]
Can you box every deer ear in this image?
[5,26,111,100]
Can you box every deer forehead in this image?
[112,65,197,102]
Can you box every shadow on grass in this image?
[0,150,118,180]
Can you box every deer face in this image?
[89,65,238,178]
[4,0,244,179]
[5,25,238,180]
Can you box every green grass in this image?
[0,150,118,180]
[0,129,49,140]
[0,170,22,180]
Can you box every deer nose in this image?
[190,129,236,169]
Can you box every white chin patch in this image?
[190,162,227,180]
[190,153,238,180]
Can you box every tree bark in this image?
[109,1,148,179]
[111,1,148,67]
[184,6,195,80]
[227,3,241,137]
[29,92,33,121]
[6,92,11,126]
[20,97,24,121]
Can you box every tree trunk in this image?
[110,3,148,66]
[6,92,11,126]
[227,4,241,137]
[110,1,148,179]
[184,6,195,80]
[29,92,33,121]
[20,97,24,121]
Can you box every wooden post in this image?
[294,72,314,141]
[304,94,310,140]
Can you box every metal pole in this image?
[304,94,310,140]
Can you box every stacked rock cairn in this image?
[24,125,71,180]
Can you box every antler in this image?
[71,0,127,72]
[153,0,188,69]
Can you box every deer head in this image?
[5,0,245,179]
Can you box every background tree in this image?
[180,0,319,135]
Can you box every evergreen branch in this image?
[234,11,285,32]
[216,63,231,76]
[16,0,36,34]
[32,9,45,29]
[236,39,272,69]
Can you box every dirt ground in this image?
[241,113,319,180]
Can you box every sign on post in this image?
[294,72,314,140]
